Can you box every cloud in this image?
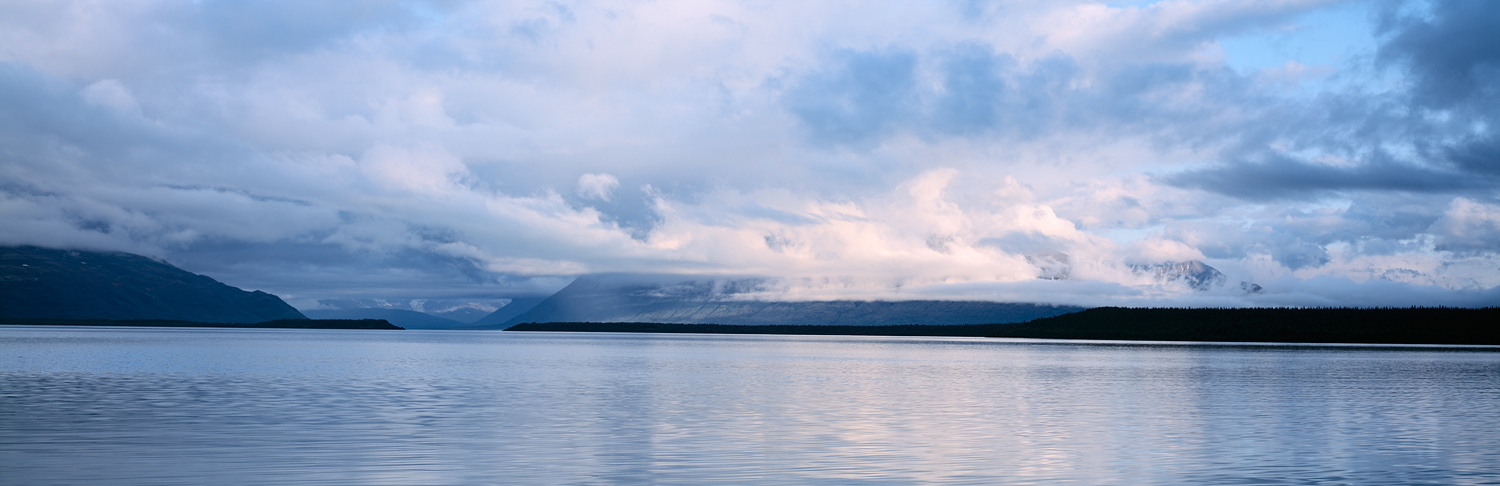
[1165,151,1479,199]
[1165,0,1500,203]
[1377,0,1500,110]
[1033,0,1342,62]
[1126,238,1207,265]
[576,173,620,201]
[80,79,141,115]
[782,49,919,146]
[1,0,1496,308]
[781,43,1264,147]
[1430,197,1500,254]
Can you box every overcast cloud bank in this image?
[2,0,1496,309]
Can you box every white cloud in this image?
[0,0,1495,307]
[1430,197,1500,253]
[1126,238,1208,265]
[576,173,620,201]
[81,79,140,115]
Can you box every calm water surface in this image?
[2,326,1499,485]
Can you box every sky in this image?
[2,0,1498,310]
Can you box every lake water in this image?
[3,326,1499,485]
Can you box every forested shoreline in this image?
[507,307,1500,345]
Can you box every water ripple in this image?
[3,327,1499,485]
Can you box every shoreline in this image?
[0,318,404,330]
[505,307,1500,345]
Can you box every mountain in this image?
[1,246,305,323]
[1130,260,1227,291]
[500,273,1083,327]
[426,306,492,324]
[301,308,464,329]
[313,298,506,325]
[467,297,549,328]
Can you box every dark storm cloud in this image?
[783,44,1256,147]
[1445,136,1500,178]
[1377,0,1500,179]
[1377,0,1500,110]
[930,50,1089,140]
[781,50,920,146]
[930,44,1013,135]
[1167,0,1500,200]
[1167,151,1477,199]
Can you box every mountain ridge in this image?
[1,245,305,323]
[500,273,1083,327]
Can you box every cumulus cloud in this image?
[80,79,141,115]
[1430,198,1500,254]
[0,0,1496,308]
[1126,238,1207,265]
[576,173,620,201]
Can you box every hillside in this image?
[0,246,305,323]
[466,297,549,328]
[1,317,402,330]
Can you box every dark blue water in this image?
[3,326,1499,485]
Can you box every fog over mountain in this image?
[311,298,503,323]
[495,273,1082,327]
[2,0,1497,308]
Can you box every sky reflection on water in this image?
[3,326,1499,485]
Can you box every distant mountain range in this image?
[301,308,466,329]
[313,298,503,323]
[1,246,1100,329]
[490,273,1083,327]
[304,296,550,329]
[469,297,549,327]
[1,246,305,323]
[1129,260,1227,291]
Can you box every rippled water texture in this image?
[3,326,1499,485]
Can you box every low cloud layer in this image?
[2,0,1496,309]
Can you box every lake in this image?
[3,326,1499,485]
